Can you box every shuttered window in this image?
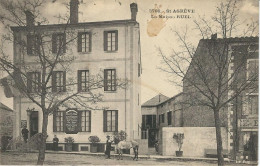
[52,33,66,54]
[104,69,116,91]
[52,71,66,92]
[53,111,64,132]
[167,111,172,125]
[81,110,91,132]
[103,110,118,132]
[27,34,41,56]
[78,32,91,53]
[104,30,118,51]
[27,72,41,93]
[78,70,89,92]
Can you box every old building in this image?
[8,0,141,152]
[182,37,258,161]
[141,93,183,151]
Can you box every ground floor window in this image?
[53,111,64,132]
[80,110,91,132]
[103,110,118,132]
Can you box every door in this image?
[30,111,38,137]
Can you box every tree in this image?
[159,0,258,165]
[0,0,126,164]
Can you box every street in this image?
[0,152,253,165]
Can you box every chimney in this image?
[25,10,34,27]
[70,0,79,24]
[130,3,138,21]
[211,33,217,40]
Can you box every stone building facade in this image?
[9,0,141,152]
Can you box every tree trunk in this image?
[214,109,225,166]
[37,112,48,165]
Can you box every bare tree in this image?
[159,0,258,165]
[0,0,126,164]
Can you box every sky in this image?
[0,0,258,109]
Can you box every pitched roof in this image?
[0,102,13,112]
[142,94,169,107]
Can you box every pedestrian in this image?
[21,126,29,143]
[53,135,59,151]
[105,135,112,159]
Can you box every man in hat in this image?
[21,126,29,143]
[105,135,112,159]
[53,135,59,151]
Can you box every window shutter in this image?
[89,33,92,52]
[27,73,32,93]
[115,110,118,132]
[52,34,57,53]
[77,33,82,52]
[52,72,57,92]
[104,31,107,51]
[114,70,117,91]
[63,111,66,132]
[104,70,107,91]
[115,30,118,51]
[53,112,57,132]
[103,110,107,132]
[63,33,66,53]
[27,35,32,55]
[78,70,81,92]
[38,72,41,92]
[77,111,82,132]
[63,71,66,92]
[89,111,91,132]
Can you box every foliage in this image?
[88,136,100,144]
[64,137,74,144]
[173,133,184,152]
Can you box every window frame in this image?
[246,58,258,81]
[104,69,116,91]
[52,71,66,92]
[78,70,90,92]
[80,110,91,132]
[104,30,118,52]
[53,111,64,132]
[167,111,172,125]
[27,72,41,93]
[78,32,92,53]
[103,110,118,132]
[27,34,41,56]
[52,33,66,54]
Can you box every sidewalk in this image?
[44,150,234,163]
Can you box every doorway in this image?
[30,111,38,137]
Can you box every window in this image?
[27,34,40,55]
[53,111,64,132]
[248,95,258,115]
[78,70,89,92]
[80,111,91,132]
[159,115,161,124]
[247,59,258,81]
[104,31,118,51]
[104,69,116,91]
[78,32,91,53]
[138,63,141,77]
[161,113,165,123]
[27,72,41,93]
[103,110,118,132]
[52,71,66,92]
[167,111,172,125]
[52,33,66,54]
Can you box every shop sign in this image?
[65,109,78,134]
[240,119,258,128]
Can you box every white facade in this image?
[11,3,141,148]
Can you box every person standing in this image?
[53,135,59,151]
[105,135,112,159]
[21,126,29,143]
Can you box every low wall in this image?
[136,139,148,155]
[162,127,228,157]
